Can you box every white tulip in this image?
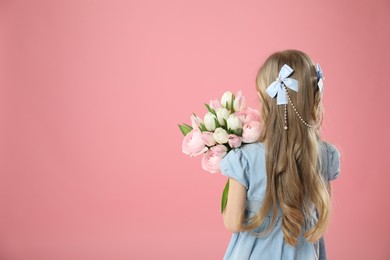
[227,114,242,131]
[204,112,217,131]
[213,128,229,144]
[221,91,234,109]
[216,107,230,126]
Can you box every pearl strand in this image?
[284,103,288,130]
[283,85,319,129]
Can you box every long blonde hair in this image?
[240,49,331,246]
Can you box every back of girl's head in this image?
[241,49,330,246]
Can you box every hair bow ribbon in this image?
[316,63,324,93]
[266,64,299,105]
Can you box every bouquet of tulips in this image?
[178,90,262,213]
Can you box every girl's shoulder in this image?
[237,141,265,161]
[220,142,266,190]
[319,141,341,181]
[222,142,265,171]
[320,141,339,152]
[238,141,265,152]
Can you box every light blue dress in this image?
[219,141,340,260]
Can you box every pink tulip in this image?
[233,90,247,112]
[242,121,262,143]
[235,107,261,124]
[201,145,228,173]
[228,134,242,148]
[209,99,221,109]
[182,129,208,157]
[202,132,217,146]
[191,114,203,130]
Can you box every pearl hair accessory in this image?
[283,84,320,130]
[266,63,322,130]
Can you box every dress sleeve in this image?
[219,148,250,189]
[318,236,327,260]
[326,143,341,181]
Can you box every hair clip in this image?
[316,63,324,93]
[265,64,299,105]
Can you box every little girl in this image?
[219,49,340,260]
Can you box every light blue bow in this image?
[316,63,324,93]
[266,64,299,105]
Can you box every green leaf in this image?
[200,122,208,132]
[214,117,221,128]
[230,94,235,113]
[205,103,217,117]
[221,179,230,214]
[178,124,193,136]
[232,128,242,136]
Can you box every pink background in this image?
[1,0,389,259]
